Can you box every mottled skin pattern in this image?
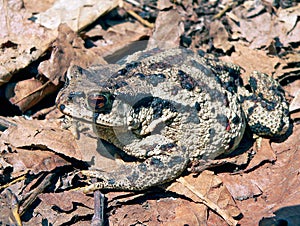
[56,48,290,191]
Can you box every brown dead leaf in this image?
[34,0,120,31]
[157,0,174,10]
[107,172,240,225]
[244,2,266,18]
[38,190,93,212]
[227,2,300,48]
[284,76,300,97]
[147,9,184,50]
[33,105,59,120]
[218,173,263,202]
[220,124,300,225]
[281,51,300,67]
[172,201,208,226]
[221,43,282,79]
[28,191,94,225]
[243,138,277,172]
[259,205,300,226]
[0,114,119,173]
[275,66,300,82]
[0,0,56,86]
[290,89,300,113]
[291,111,300,120]
[209,20,233,53]
[3,148,69,178]
[281,75,300,116]
[87,21,151,59]
[23,0,56,13]
[276,5,300,46]
[108,196,206,225]
[38,24,106,86]
[8,78,57,112]
[240,12,273,49]
[0,189,21,226]
[0,117,82,160]
[168,171,241,224]
[108,198,156,225]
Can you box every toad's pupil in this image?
[88,94,107,110]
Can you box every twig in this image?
[91,189,105,226]
[0,175,26,190]
[125,0,141,7]
[127,10,154,28]
[213,1,237,20]
[5,189,22,226]
[20,173,55,216]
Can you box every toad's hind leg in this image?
[238,71,290,137]
[81,141,189,191]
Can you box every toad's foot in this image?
[238,71,290,137]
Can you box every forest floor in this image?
[0,0,299,225]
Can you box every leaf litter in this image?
[0,0,300,225]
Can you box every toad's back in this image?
[102,48,246,159]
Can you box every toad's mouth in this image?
[57,100,125,128]
[92,112,126,127]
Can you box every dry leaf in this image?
[34,0,120,31]
[227,2,300,48]
[290,89,300,113]
[239,12,273,49]
[28,191,94,225]
[108,195,207,225]
[168,171,241,225]
[221,43,282,79]
[109,198,169,225]
[74,127,120,171]
[276,5,300,46]
[23,0,56,13]
[157,0,174,10]
[244,138,277,172]
[0,189,21,226]
[147,9,184,49]
[0,115,120,172]
[0,117,82,160]
[220,124,300,225]
[87,21,151,59]
[107,172,240,225]
[0,1,298,225]
[259,205,300,226]
[172,201,208,226]
[8,78,57,112]
[209,20,233,52]
[3,149,69,178]
[38,191,93,212]
[38,24,106,85]
[0,0,56,86]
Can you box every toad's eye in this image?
[87,92,114,113]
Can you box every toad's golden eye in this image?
[87,92,114,113]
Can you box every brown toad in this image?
[56,48,290,191]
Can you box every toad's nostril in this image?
[59,104,66,111]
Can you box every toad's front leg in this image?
[80,136,189,191]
